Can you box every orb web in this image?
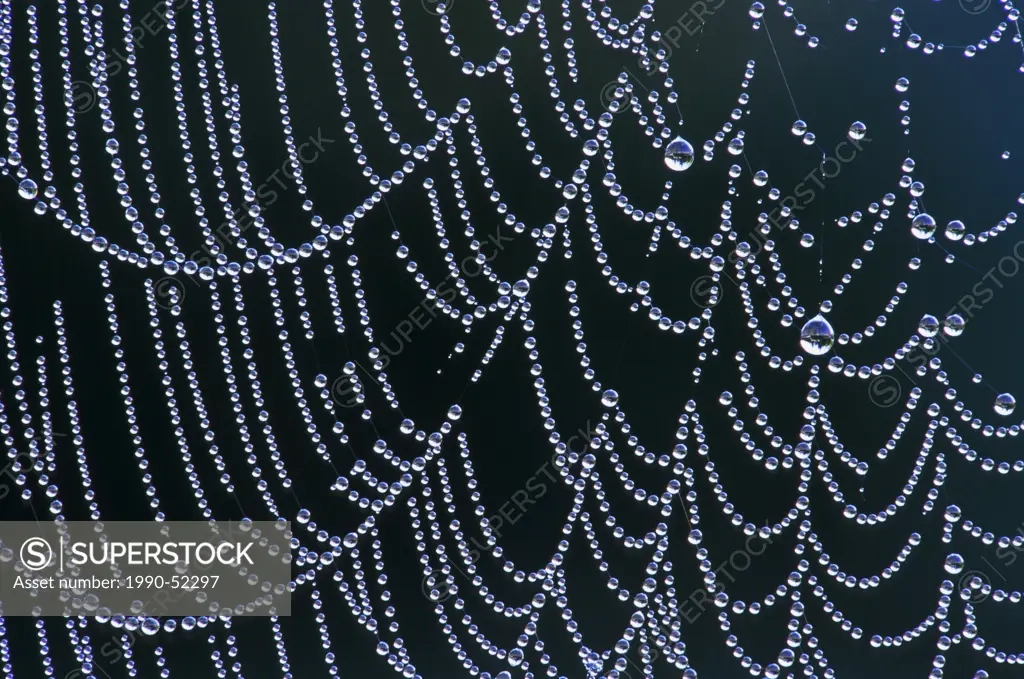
[0,0,1021,678]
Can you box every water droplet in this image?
[848,121,867,141]
[911,213,937,240]
[918,314,940,337]
[17,178,37,200]
[944,220,965,241]
[799,314,834,356]
[601,389,619,408]
[944,553,964,575]
[943,314,965,337]
[664,137,695,171]
[995,393,1016,416]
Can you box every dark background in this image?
[1,0,1024,677]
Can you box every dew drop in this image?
[995,393,1016,416]
[942,314,965,337]
[799,314,835,356]
[910,213,937,240]
[17,178,37,200]
[664,137,695,171]
[944,220,965,241]
[918,314,940,338]
[141,618,161,636]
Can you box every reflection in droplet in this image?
[944,220,965,241]
[995,393,1016,416]
[918,314,940,338]
[943,314,965,337]
[17,178,37,200]
[664,137,695,171]
[141,618,161,636]
[799,314,835,356]
[911,213,937,240]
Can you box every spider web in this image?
[0,0,1023,677]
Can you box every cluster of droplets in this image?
[888,4,1024,68]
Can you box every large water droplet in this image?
[601,389,619,408]
[17,178,37,200]
[799,314,834,356]
[944,553,964,575]
[943,314,965,337]
[995,393,1016,416]
[911,213,937,239]
[918,314,940,337]
[944,220,965,241]
[664,137,695,171]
